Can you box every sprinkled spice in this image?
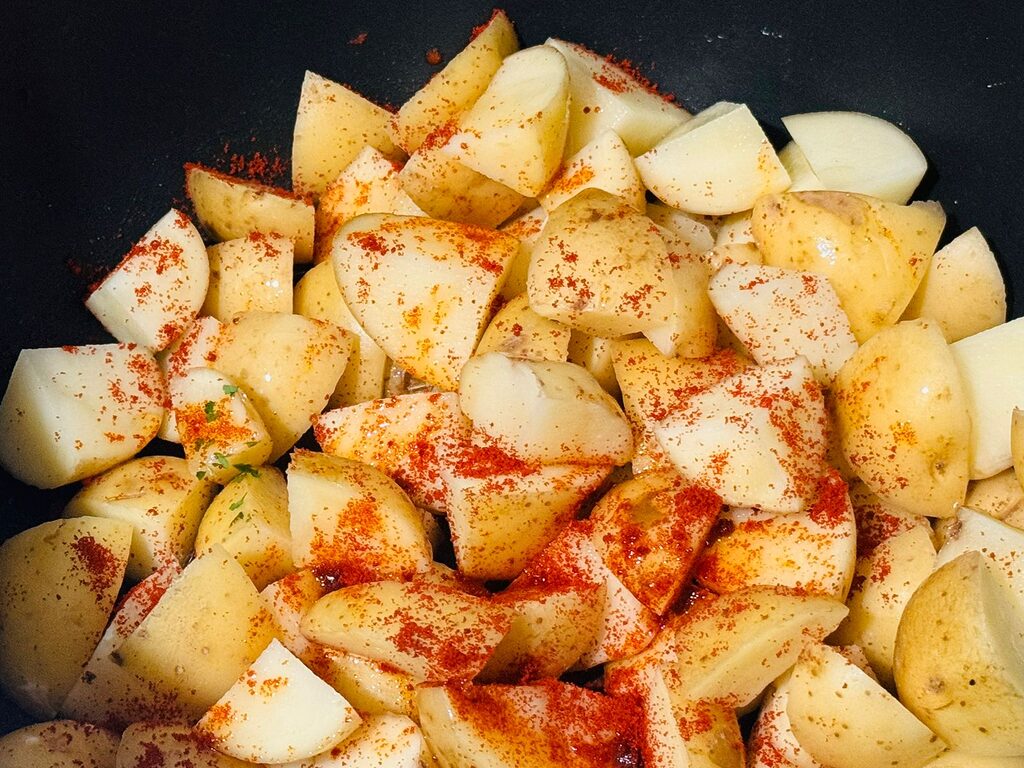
[349,31,368,45]
[426,47,443,65]
[71,535,121,595]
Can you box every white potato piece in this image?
[833,319,971,517]
[903,227,1007,342]
[157,315,224,442]
[64,455,217,580]
[170,368,273,483]
[611,340,749,475]
[314,391,470,511]
[117,721,251,768]
[203,233,293,320]
[398,133,525,229]
[333,214,517,390]
[0,344,165,488]
[566,331,620,396]
[787,643,944,768]
[747,673,824,768]
[540,130,645,212]
[545,38,690,156]
[458,352,632,464]
[779,141,824,193]
[498,206,548,300]
[613,587,848,710]
[314,146,425,262]
[195,466,292,590]
[418,680,642,768]
[923,753,1024,768]
[392,9,518,152]
[636,102,790,215]
[832,515,936,689]
[116,545,278,716]
[709,262,859,382]
[642,246,718,359]
[443,45,569,196]
[86,208,208,350]
[654,357,828,513]
[589,470,722,615]
[696,471,856,599]
[527,190,676,337]
[0,720,118,768]
[894,551,1024,756]
[963,469,1024,524]
[288,449,431,583]
[278,713,426,768]
[481,582,604,682]
[185,164,315,260]
[782,111,928,203]
[0,517,131,718]
[715,210,755,247]
[1015,409,1024,497]
[294,261,389,408]
[935,506,1024,605]
[213,311,353,459]
[646,202,716,255]
[511,521,659,668]
[950,316,1024,478]
[302,580,512,682]
[475,292,572,362]
[752,191,946,343]
[60,563,188,729]
[441,458,611,580]
[197,639,361,764]
[292,71,400,197]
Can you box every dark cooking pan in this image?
[1,0,1022,734]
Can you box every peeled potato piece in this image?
[198,639,362,764]
[782,111,928,204]
[636,102,790,215]
[476,292,571,362]
[85,208,208,350]
[442,45,570,197]
[291,71,400,197]
[0,344,165,488]
[117,721,250,768]
[185,164,316,261]
[203,233,293,321]
[545,38,690,156]
[539,129,645,213]
[392,9,519,153]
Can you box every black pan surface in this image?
[1,0,1022,734]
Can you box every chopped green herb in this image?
[195,470,207,480]
[193,437,212,452]
[223,384,240,396]
[204,401,218,422]
[229,494,247,511]
[230,510,246,525]
[245,440,259,448]
[234,463,260,478]
[213,452,231,468]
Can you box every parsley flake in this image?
[223,384,240,396]
[204,401,218,422]
[229,494,247,511]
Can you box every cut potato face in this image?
[636,102,790,215]
[117,721,251,768]
[545,38,690,156]
[64,455,217,580]
[203,232,293,321]
[197,639,362,764]
[185,164,316,261]
[903,226,1007,342]
[752,191,945,343]
[950,316,1024,479]
[442,45,570,197]
[332,214,517,390]
[833,319,971,517]
[539,129,645,213]
[459,352,632,465]
[291,71,400,198]
[787,642,944,768]
[476,292,571,362]
[527,189,676,337]
[0,517,131,718]
[0,344,165,488]
[782,111,928,203]
[213,311,354,459]
[85,208,208,350]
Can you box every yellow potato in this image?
[752,190,945,342]
[0,518,132,717]
[476,292,572,362]
[203,233,293,321]
[832,319,970,517]
[539,130,645,213]
[0,720,119,768]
